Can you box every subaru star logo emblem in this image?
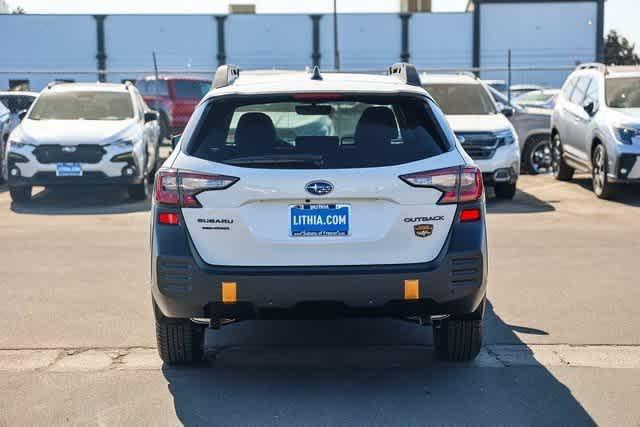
[61,146,77,153]
[305,180,333,196]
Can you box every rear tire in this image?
[523,136,552,174]
[9,185,32,202]
[551,133,574,181]
[494,182,517,199]
[128,176,149,201]
[433,300,484,362]
[154,300,205,365]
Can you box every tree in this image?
[11,6,25,14]
[605,30,640,65]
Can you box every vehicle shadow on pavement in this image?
[485,188,555,214]
[161,301,594,426]
[573,178,640,207]
[9,185,151,215]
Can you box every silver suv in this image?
[551,63,640,198]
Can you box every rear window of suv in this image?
[184,94,452,169]
[423,83,497,115]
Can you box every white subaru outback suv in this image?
[3,82,160,202]
[423,74,520,199]
[151,64,488,364]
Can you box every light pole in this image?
[333,0,340,70]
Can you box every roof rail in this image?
[213,64,240,89]
[387,62,421,86]
[46,81,66,89]
[575,62,607,73]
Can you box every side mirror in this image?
[144,111,159,123]
[18,110,28,121]
[171,134,181,149]
[501,106,515,118]
[583,102,595,116]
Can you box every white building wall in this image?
[105,15,218,84]
[226,15,312,69]
[480,2,598,86]
[410,13,473,69]
[321,14,401,70]
[0,15,96,90]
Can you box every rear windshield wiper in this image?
[225,154,324,167]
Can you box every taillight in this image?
[459,208,481,222]
[399,166,483,204]
[158,212,180,225]
[154,169,238,208]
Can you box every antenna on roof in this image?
[310,66,323,81]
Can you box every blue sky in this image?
[5,0,640,45]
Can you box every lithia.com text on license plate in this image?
[289,204,350,237]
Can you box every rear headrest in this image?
[234,112,276,152]
[354,107,398,147]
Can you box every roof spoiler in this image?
[213,64,240,89]
[387,62,421,86]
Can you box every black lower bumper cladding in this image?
[151,202,488,320]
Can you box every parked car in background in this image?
[514,89,560,110]
[484,80,508,95]
[3,82,161,202]
[488,86,553,174]
[423,73,520,198]
[1,101,17,181]
[135,76,211,140]
[508,84,545,99]
[551,63,640,199]
[0,91,38,118]
[151,64,488,364]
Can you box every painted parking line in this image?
[1,345,639,372]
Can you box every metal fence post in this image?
[310,15,322,68]
[400,13,411,63]
[215,15,227,66]
[93,15,107,82]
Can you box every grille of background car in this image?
[33,145,106,164]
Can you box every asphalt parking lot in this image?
[0,174,639,426]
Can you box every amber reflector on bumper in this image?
[222,282,237,303]
[404,279,420,300]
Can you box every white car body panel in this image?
[174,143,464,267]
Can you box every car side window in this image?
[584,78,600,110]
[570,77,590,105]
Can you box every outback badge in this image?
[414,223,433,238]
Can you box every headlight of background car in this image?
[495,129,516,147]
[109,139,134,149]
[613,124,640,145]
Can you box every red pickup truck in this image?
[135,76,211,140]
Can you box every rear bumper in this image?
[151,202,488,320]
[8,171,140,186]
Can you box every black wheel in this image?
[433,301,484,362]
[523,136,553,174]
[592,144,615,199]
[494,182,517,199]
[159,113,170,142]
[128,175,149,201]
[551,133,574,181]
[154,300,205,365]
[9,185,32,202]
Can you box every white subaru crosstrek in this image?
[151,64,488,364]
[3,82,161,202]
[423,74,520,199]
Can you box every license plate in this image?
[56,163,83,177]
[290,204,350,237]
